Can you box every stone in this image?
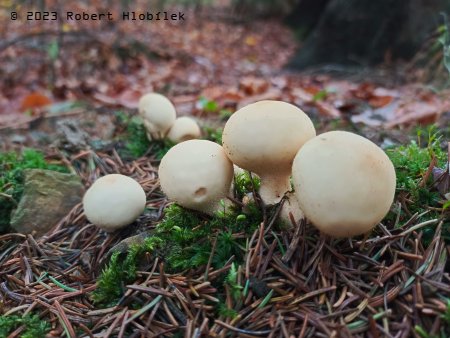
[10,169,84,236]
[55,119,89,151]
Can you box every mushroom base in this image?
[258,173,292,206]
[191,197,233,216]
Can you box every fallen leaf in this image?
[117,89,142,109]
[386,101,447,127]
[239,77,269,95]
[237,89,282,109]
[20,92,52,112]
[244,35,258,46]
[291,87,340,118]
[368,95,393,108]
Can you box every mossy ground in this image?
[1,125,449,336]
[386,126,449,242]
[0,313,50,338]
[115,111,175,160]
[0,149,68,233]
[114,111,225,160]
[92,172,264,306]
[93,125,450,309]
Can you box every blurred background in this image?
[1,0,450,150]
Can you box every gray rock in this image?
[55,119,89,151]
[10,169,84,236]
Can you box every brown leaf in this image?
[239,77,269,95]
[432,166,450,196]
[20,92,52,112]
[368,95,393,108]
[291,87,340,118]
[237,89,282,109]
[386,101,447,127]
[315,101,341,118]
[117,89,142,109]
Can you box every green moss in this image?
[0,149,68,233]
[224,263,243,301]
[92,236,162,305]
[93,202,262,305]
[386,128,446,211]
[116,112,174,160]
[0,314,50,338]
[216,303,239,319]
[219,109,233,121]
[155,203,261,271]
[116,112,150,158]
[234,171,261,199]
[203,126,223,144]
[385,126,449,241]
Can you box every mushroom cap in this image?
[167,116,201,143]
[292,131,396,238]
[83,174,146,232]
[158,140,234,213]
[138,93,176,138]
[222,100,316,176]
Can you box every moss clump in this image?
[387,134,445,206]
[93,197,264,305]
[234,171,261,199]
[91,237,162,305]
[0,314,50,338]
[93,170,272,306]
[158,201,263,271]
[203,126,223,144]
[92,204,261,305]
[0,149,68,233]
[386,130,446,212]
[116,112,174,160]
[217,303,239,319]
[386,126,449,241]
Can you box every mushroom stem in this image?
[258,172,292,205]
[198,198,233,216]
[279,192,304,228]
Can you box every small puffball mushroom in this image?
[159,140,234,215]
[83,174,146,232]
[292,131,396,238]
[222,100,316,205]
[138,93,176,140]
[167,116,201,143]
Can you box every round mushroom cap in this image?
[167,117,201,143]
[222,100,316,176]
[138,93,176,139]
[292,131,396,238]
[159,140,234,213]
[83,174,146,232]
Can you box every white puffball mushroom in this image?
[138,93,176,140]
[159,140,234,215]
[292,131,396,238]
[222,100,316,205]
[279,192,304,227]
[83,174,146,232]
[167,116,201,143]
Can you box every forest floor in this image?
[0,2,450,338]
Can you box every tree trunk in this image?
[288,0,450,69]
